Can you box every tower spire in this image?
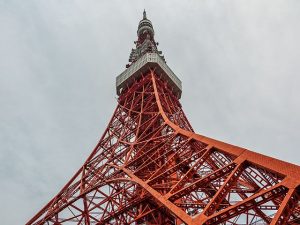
[119,10,181,98]
[127,10,165,65]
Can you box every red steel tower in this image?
[27,11,300,225]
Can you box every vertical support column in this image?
[270,187,299,225]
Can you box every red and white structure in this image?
[27,11,300,225]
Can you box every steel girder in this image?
[27,70,300,225]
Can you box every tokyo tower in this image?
[27,10,300,225]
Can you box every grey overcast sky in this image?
[1,0,300,224]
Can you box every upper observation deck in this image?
[116,52,182,98]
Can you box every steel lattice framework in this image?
[27,11,300,225]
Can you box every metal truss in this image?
[27,70,300,225]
